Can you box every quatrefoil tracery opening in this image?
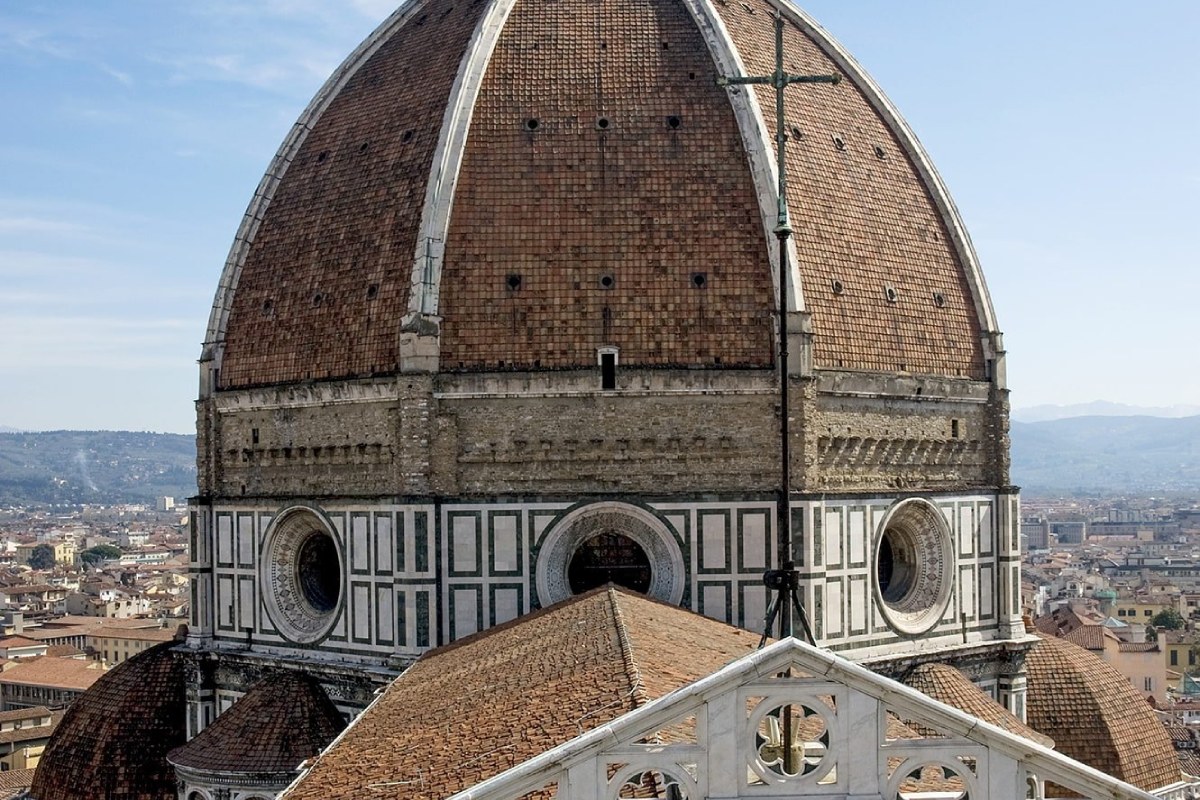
[747,697,837,784]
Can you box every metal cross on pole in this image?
[716,10,838,650]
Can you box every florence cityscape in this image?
[0,1,1198,799]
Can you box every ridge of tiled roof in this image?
[283,587,760,800]
[902,663,1053,748]
[167,671,345,775]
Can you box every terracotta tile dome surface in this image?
[29,641,187,800]
[214,0,989,389]
[1025,635,1179,791]
[903,662,1053,747]
[167,671,346,775]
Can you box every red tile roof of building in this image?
[0,656,105,691]
[284,587,761,800]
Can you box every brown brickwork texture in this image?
[218,0,486,389]
[168,672,345,775]
[716,0,986,378]
[30,642,186,800]
[1025,635,1179,792]
[439,0,775,369]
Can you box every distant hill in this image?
[1011,415,1200,493]
[1012,401,1200,423]
[0,431,196,507]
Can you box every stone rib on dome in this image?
[29,641,187,800]
[167,671,345,775]
[207,0,999,389]
[1025,635,1179,792]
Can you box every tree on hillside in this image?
[80,544,123,566]
[1151,608,1185,630]
[27,544,56,570]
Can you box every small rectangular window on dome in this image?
[598,347,618,390]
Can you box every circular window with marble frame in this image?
[259,505,345,645]
[871,498,954,636]
[535,502,686,607]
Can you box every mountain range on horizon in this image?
[1010,401,1200,423]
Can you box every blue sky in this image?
[1,1,1196,434]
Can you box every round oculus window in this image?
[261,507,343,644]
[535,502,685,606]
[872,498,953,635]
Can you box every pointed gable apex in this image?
[443,638,1162,800]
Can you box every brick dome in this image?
[1025,635,1179,792]
[30,641,187,800]
[203,0,998,389]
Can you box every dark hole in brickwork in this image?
[831,279,844,295]
[415,13,427,25]
[262,299,273,314]
[933,291,946,308]
[366,283,379,300]
[596,117,610,130]
[667,115,681,129]
[316,150,329,163]
[661,41,670,50]
[312,292,325,307]
[358,142,369,154]
[884,285,897,303]
[833,135,846,150]
[251,428,259,445]
[952,419,960,439]
[688,71,696,80]
[401,130,414,143]
[791,126,803,140]
[506,274,522,290]
[599,274,615,289]
[875,145,886,159]
[524,118,539,131]
[691,272,707,288]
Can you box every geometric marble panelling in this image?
[351,581,371,643]
[980,563,995,620]
[825,576,844,638]
[959,504,975,557]
[452,586,482,640]
[237,576,255,631]
[824,507,844,569]
[216,513,233,568]
[737,509,769,572]
[449,512,481,576]
[848,507,866,568]
[491,584,522,626]
[351,512,370,573]
[848,574,868,635]
[699,582,728,622]
[489,512,521,576]
[217,575,234,630]
[374,512,394,575]
[236,513,255,568]
[978,501,994,556]
[375,584,394,645]
[959,564,976,620]
[738,581,767,633]
[699,511,730,573]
